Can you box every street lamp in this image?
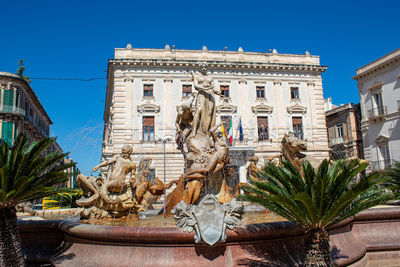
[157,137,171,201]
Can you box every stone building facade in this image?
[0,72,60,154]
[353,48,400,171]
[102,45,329,183]
[324,98,364,160]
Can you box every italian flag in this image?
[221,123,228,141]
[227,119,233,145]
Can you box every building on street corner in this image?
[353,48,400,171]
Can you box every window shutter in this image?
[182,85,192,93]
[292,117,302,125]
[143,116,154,126]
[257,117,268,128]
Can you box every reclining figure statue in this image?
[76,145,177,219]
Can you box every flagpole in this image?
[233,119,239,147]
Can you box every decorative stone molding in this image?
[137,103,160,113]
[255,97,268,103]
[163,77,173,83]
[286,103,307,114]
[307,80,315,86]
[238,78,247,85]
[290,98,302,103]
[123,74,134,82]
[251,103,273,114]
[368,81,383,91]
[273,79,282,85]
[375,134,389,144]
[141,96,156,101]
[216,101,237,113]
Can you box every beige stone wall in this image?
[102,47,330,183]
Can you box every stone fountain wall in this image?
[18,207,400,266]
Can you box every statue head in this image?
[121,145,133,157]
[199,62,208,75]
[181,98,192,110]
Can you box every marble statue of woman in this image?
[190,63,223,136]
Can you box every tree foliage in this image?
[16,59,31,84]
[241,159,393,266]
[0,134,74,206]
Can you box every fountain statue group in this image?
[74,63,318,245]
[76,63,238,222]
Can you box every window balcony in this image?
[258,127,269,142]
[292,130,304,140]
[0,105,25,116]
[370,159,394,171]
[368,106,387,119]
[329,137,345,146]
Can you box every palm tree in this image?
[241,159,393,267]
[43,189,83,209]
[0,134,73,267]
[385,161,400,197]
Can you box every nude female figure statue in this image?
[190,63,223,136]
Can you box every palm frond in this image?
[0,133,75,207]
[241,158,394,230]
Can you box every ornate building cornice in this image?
[109,59,327,73]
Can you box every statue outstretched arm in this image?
[93,157,117,172]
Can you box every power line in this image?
[30,77,106,82]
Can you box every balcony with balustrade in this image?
[368,106,387,120]
[370,159,394,171]
[0,105,26,117]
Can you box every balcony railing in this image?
[0,105,25,116]
[368,106,387,119]
[258,127,269,141]
[330,137,345,146]
[292,130,304,140]
[370,159,394,171]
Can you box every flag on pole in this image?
[227,119,233,145]
[239,117,244,141]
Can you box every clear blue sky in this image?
[0,0,399,174]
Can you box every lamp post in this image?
[157,137,171,201]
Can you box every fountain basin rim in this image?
[18,207,400,245]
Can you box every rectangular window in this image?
[257,117,269,141]
[290,87,299,99]
[220,85,229,97]
[379,144,391,168]
[143,116,155,142]
[336,123,344,138]
[292,117,303,139]
[3,90,14,112]
[15,91,19,108]
[256,86,265,98]
[373,92,385,115]
[182,85,192,97]
[1,121,14,146]
[143,84,153,97]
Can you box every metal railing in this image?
[0,105,25,116]
[370,159,394,171]
[292,130,304,140]
[330,137,345,145]
[258,127,269,141]
[368,106,387,118]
